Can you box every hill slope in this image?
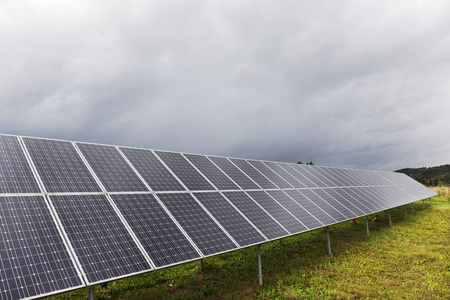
[395,164,450,186]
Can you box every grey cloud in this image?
[1,0,449,171]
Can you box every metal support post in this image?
[366,216,369,237]
[404,205,407,219]
[279,239,283,245]
[326,226,331,256]
[422,199,425,208]
[388,209,392,227]
[411,203,415,215]
[430,197,432,205]
[258,245,262,285]
[200,259,204,271]
[88,286,94,300]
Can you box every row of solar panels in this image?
[0,134,436,300]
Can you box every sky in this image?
[1,1,449,171]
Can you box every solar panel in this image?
[155,151,215,191]
[0,196,84,300]
[263,161,307,188]
[76,143,148,192]
[157,193,237,256]
[119,147,186,191]
[302,166,337,187]
[284,190,335,226]
[331,188,372,215]
[222,192,288,240]
[0,135,41,194]
[311,189,357,219]
[184,154,240,190]
[246,160,293,189]
[266,190,323,229]
[21,138,102,193]
[49,194,152,284]
[229,158,278,189]
[0,132,438,299]
[313,166,345,186]
[321,189,365,217]
[278,163,317,187]
[110,194,201,268]
[194,192,266,247]
[208,156,260,190]
[246,191,307,234]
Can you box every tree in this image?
[297,161,303,164]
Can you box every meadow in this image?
[48,191,450,299]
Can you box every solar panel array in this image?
[0,133,437,300]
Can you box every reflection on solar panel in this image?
[22,138,102,193]
[119,147,186,191]
[222,192,288,240]
[110,194,201,268]
[155,151,215,191]
[0,135,41,194]
[0,133,437,299]
[76,143,148,192]
[194,192,266,247]
[184,154,240,190]
[157,193,237,256]
[49,194,152,284]
[0,196,84,300]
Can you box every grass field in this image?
[48,193,450,300]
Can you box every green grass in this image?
[47,195,450,300]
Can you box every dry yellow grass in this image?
[430,186,450,197]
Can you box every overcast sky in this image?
[1,1,449,171]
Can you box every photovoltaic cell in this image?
[247,160,293,189]
[400,184,436,200]
[194,192,266,247]
[157,193,237,256]
[184,154,240,190]
[76,143,148,192]
[119,147,185,191]
[246,191,307,234]
[0,135,41,194]
[300,189,347,222]
[263,161,306,188]
[229,159,278,189]
[50,194,152,284]
[222,192,288,240]
[0,196,83,300]
[313,166,344,186]
[110,194,200,268]
[155,152,215,191]
[284,190,335,226]
[22,138,101,193]
[208,156,259,190]
[266,190,323,229]
[345,187,384,211]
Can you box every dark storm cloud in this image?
[1,0,449,170]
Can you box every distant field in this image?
[48,194,450,300]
